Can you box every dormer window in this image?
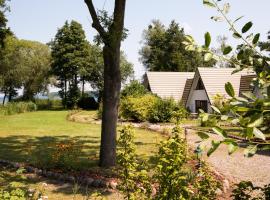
[195,78,204,90]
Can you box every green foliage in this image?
[120,94,158,122]
[3,102,37,115]
[35,99,63,110]
[192,162,219,200]
[31,139,83,171]
[50,20,91,108]
[121,80,148,98]
[0,168,48,200]
[154,125,191,199]
[140,20,215,72]
[117,125,151,200]
[87,46,134,97]
[77,95,98,110]
[0,36,51,101]
[0,0,10,48]
[148,98,178,123]
[183,0,270,156]
[231,181,270,200]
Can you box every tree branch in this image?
[84,0,107,39]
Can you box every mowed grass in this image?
[0,111,163,170]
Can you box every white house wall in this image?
[186,89,211,113]
[186,70,211,113]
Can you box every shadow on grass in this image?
[0,135,101,171]
[0,166,115,199]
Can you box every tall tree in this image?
[50,20,91,108]
[84,0,127,167]
[0,36,22,103]
[0,0,10,48]
[20,40,51,101]
[0,37,50,102]
[140,20,215,72]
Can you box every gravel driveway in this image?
[186,129,270,187]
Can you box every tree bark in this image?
[99,45,121,167]
[85,0,126,168]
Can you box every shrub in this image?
[192,162,219,200]
[77,95,98,110]
[31,139,83,171]
[148,98,179,123]
[117,125,151,199]
[154,125,191,199]
[4,101,37,115]
[120,94,158,122]
[121,80,148,98]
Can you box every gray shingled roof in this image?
[146,72,195,101]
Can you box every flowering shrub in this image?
[31,140,83,171]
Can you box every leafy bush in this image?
[211,93,230,114]
[148,98,176,123]
[192,162,219,200]
[121,80,148,98]
[154,125,191,199]
[77,95,98,110]
[117,125,151,199]
[120,94,158,122]
[3,102,37,115]
[31,139,83,171]
[35,99,63,110]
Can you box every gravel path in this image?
[186,129,270,187]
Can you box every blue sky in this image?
[6,0,270,79]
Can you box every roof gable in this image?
[197,67,255,103]
[146,72,195,101]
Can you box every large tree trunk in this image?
[99,45,121,167]
[85,0,126,168]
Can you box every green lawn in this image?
[0,111,163,170]
[0,110,164,199]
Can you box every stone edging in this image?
[0,159,118,189]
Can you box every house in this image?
[185,67,255,113]
[144,68,256,113]
[144,72,194,101]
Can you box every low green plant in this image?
[117,125,151,200]
[35,99,63,110]
[154,125,191,200]
[3,101,37,115]
[0,168,48,200]
[192,162,219,200]
[231,181,270,200]
[31,139,83,171]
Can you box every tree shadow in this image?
[0,135,101,171]
[0,165,116,199]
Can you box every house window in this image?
[195,78,204,90]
